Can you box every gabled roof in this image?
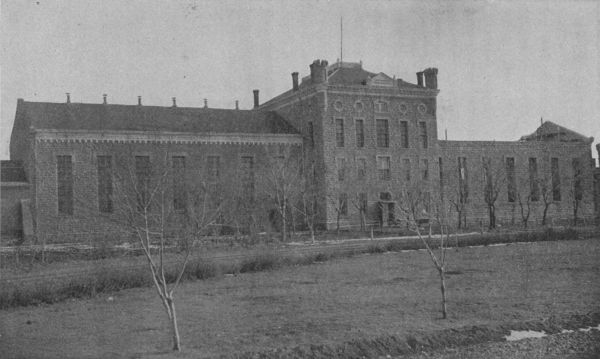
[519,121,593,143]
[1,160,27,182]
[16,101,299,135]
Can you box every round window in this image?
[399,103,409,115]
[334,100,343,112]
[354,101,364,112]
[417,103,427,114]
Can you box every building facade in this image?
[2,59,597,243]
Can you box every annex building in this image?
[2,59,598,243]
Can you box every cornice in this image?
[34,129,303,146]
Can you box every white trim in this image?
[34,129,303,146]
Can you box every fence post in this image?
[370,225,374,240]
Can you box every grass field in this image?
[0,239,599,358]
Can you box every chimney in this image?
[292,72,299,91]
[423,68,438,89]
[235,100,239,110]
[416,72,424,87]
[172,97,177,107]
[138,96,142,106]
[66,93,71,104]
[309,59,328,84]
[103,94,107,104]
[253,89,259,108]
[203,98,208,108]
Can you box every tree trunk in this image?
[166,296,181,351]
[542,204,549,225]
[573,201,579,226]
[336,212,340,235]
[439,269,447,319]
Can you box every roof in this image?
[519,121,593,143]
[326,63,422,89]
[16,101,299,135]
[1,161,27,182]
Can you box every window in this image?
[375,101,388,112]
[57,155,73,215]
[458,157,468,204]
[335,118,344,147]
[421,159,429,180]
[337,158,346,182]
[529,157,539,201]
[400,121,409,148]
[506,157,516,202]
[97,155,113,213]
[572,158,583,201]
[357,158,366,180]
[551,157,561,201]
[308,121,314,147]
[376,119,389,147]
[377,156,391,180]
[358,192,368,213]
[355,119,364,148]
[207,156,220,182]
[403,158,411,182]
[135,156,151,210]
[419,122,428,149]
[172,156,186,211]
[339,193,348,216]
[241,156,255,198]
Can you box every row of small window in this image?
[333,100,429,115]
[333,119,428,149]
[56,154,255,215]
[336,157,430,182]
[450,156,583,204]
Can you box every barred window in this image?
[207,156,220,182]
[172,156,186,212]
[375,101,388,113]
[458,157,468,204]
[358,192,368,213]
[57,155,73,215]
[97,155,113,213]
[419,122,428,149]
[135,156,151,210]
[335,119,344,147]
[357,158,366,180]
[355,119,364,148]
[337,158,346,182]
[551,157,561,201]
[403,158,411,182]
[339,193,348,216]
[377,156,391,181]
[529,157,539,201]
[241,156,255,197]
[400,121,409,148]
[376,119,389,148]
[308,121,314,147]
[421,159,429,180]
[506,157,516,202]
[572,158,583,201]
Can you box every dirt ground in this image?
[1,239,599,358]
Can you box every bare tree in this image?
[327,192,347,234]
[481,157,505,229]
[290,160,320,243]
[109,152,223,352]
[258,150,301,242]
[350,192,368,231]
[397,183,451,319]
[538,176,557,226]
[516,182,533,229]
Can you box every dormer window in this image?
[375,101,388,113]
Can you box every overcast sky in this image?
[1,0,598,160]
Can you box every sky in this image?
[1,0,599,160]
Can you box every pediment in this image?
[368,73,394,87]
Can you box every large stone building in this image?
[1,59,597,243]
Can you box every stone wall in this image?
[32,139,302,244]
